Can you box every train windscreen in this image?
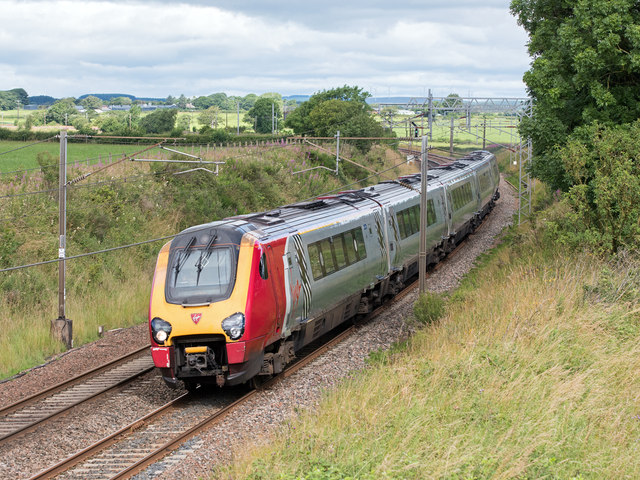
[165,232,238,305]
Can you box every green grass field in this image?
[0,140,157,173]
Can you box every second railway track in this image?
[0,346,154,446]
[0,175,516,480]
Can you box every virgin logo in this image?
[191,313,202,324]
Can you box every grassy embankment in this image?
[0,140,416,379]
[221,164,640,478]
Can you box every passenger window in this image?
[309,243,323,280]
[354,228,367,260]
[320,239,336,275]
[344,231,357,264]
[259,253,268,280]
[427,199,436,226]
[397,212,407,238]
[334,234,348,269]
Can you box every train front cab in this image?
[148,223,279,390]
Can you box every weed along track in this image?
[0,176,515,479]
[29,214,492,480]
[22,322,353,480]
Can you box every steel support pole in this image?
[449,115,454,156]
[428,90,433,141]
[419,135,429,295]
[335,130,340,175]
[53,131,72,349]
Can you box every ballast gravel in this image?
[0,176,516,480]
[138,176,518,480]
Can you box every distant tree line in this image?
[4,86,393,155]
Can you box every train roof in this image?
[178,150,495,243]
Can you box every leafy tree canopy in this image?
[46,98,77,124]
[140,108,178,134]
[0,88,29,110]
[548,121,640,254]
[511,0,640,190]
[80,95,104,110]
[284,85,371,135]
[109,96,132,106]
[198,106,220,128]
[245,97,282,134]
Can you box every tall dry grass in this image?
[222,235,640,479]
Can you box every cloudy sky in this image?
[0,0,531,100]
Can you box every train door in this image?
[387,206,402,269]
[281,234,311,338]
[265,244,284,336]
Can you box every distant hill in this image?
[77,93,136,101]
[29,95,57,106]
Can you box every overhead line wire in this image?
[0,235,177,274]
[0,136,57,157]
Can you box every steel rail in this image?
[0,345,153,446]
[0,345,149,417]
[27,200,499,479]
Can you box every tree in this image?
[140,108,178,134]
[193,95,215,110]
[285,85,371,135]
[46,98,77,124]
[241,94,258,110]
[308,99,385,151]
[0,88,29,110]
[80,95,103,110]
[109,96,132,106]
[198,106,220,128]
[551,122,640,254]
[245,97,281,134]
[510,0,640,191]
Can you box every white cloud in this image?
[0,0,530,98]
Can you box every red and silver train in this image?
[149,150,500,390]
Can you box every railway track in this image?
[9,204,496,480]
[29,323,359,480]
[27,250,466,480]
[0,346,154,446]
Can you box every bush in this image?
[545,121,640,254]
[413,292,445,325]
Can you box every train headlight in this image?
[221,313,245,340]
[151,317,172,345]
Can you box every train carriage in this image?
[149,150,500,390]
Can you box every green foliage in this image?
[413,291,446,325]
[108,96,132,106]
[0,88,28,110]
[543,122,640,254]
[285,85,371,135]
[35,151,58,188]
[198,106,220,128]
[246,97,282,134]
[46,98,77,124]
[510,0,640,191]
[80,95,103,110]
[139,108,178,134]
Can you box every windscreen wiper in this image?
[195,231,218,285]
[173,235,196,283]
